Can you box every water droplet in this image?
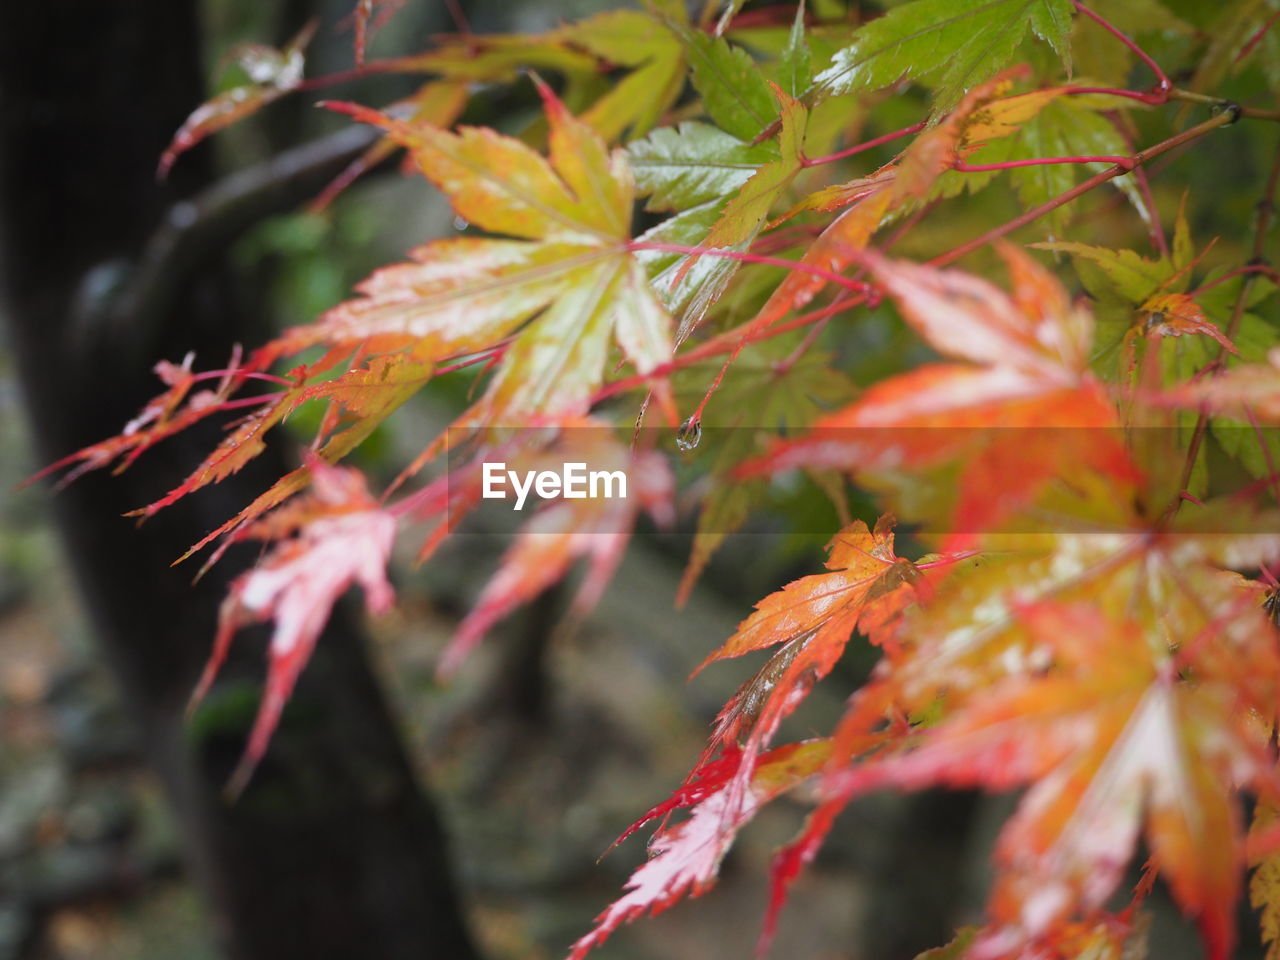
[675,416,701,451]
[453,215,469,232]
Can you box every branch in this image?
[800,122,927,168]
[627,242,877,297]
[1168,88,1280,122]
[952,155,1133,172]
[591,294,864,405]
[1072,1,1171,94]
[931,109,1240,267]
[1238,8,1280,64]
[99,124,381,366]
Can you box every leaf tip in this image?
[526,70,561,112]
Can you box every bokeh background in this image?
[0,1,1272,958]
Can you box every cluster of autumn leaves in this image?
[33,0,1280,957]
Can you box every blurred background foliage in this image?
[2,0,1279,958]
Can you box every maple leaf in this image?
[643,85,811,345]
[568,739,830,960]
[1006,97,1154,234]
[438,428,673,676]
[57,8,1280,960]
[814,0,1073,116]
[97,351,434,577]
[750,72,1055,336]
[1036,240,1181,305]
[632,200,748,344]
[741,245,1136,547]
[756,516,1280,955]
[693,518,921,809]
[825,601,1276,960]
[628,122,779,213]
[672,20,781,142]
[882,517,1280,716]
[910,927,978,960]
[30,344,430,565]
[312,78,470,212]
[1251,799,1280,960]
[569,520,927,960]
[1139,265,1280,483]
[899,78,1066,200]
[188,460,397,796]
[698,517,915,676]
[765,2,814,98]
[379,9,682,143]
[387,29,597,82]
[915,914,1145,960]
[560,9,686,140]
[628,115,792,341]
[1169,347,1280,424]
[1141,292,1238,354]
[657,519,923,955]
[624,24,869,340]
[1045,224,1276,493]
[701,88,808,251]
[24,351,239,491]
[746,184,891,332]
[637,72,1048,352]
[282,78,672,425]
[688,517,916,765]
[159,21,316,178]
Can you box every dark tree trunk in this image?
[0,3,480,959]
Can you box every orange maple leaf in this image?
[740,244,1138,549]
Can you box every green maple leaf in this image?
[777,2,815,98]
[561,9,686,140]
[628,121,778,211]
[703,90,808,248]
[629,89,808,341]
[674,21,781,140]
[815,0,1074,115]
[634,200,741,342]
[1035,240,1176,304]
[1003,98,1149,235]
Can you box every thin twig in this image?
[1237,8,1280,64]
[591,294,863,405]
[953,155,1133,172]
[628,242,876,296]
[801,122,927,168]
[1072,1,1172,93]
[931,110,1239,267]
[1064,85,1166,105]
[1189,263,1280,296]
[1168,88,1280,122]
